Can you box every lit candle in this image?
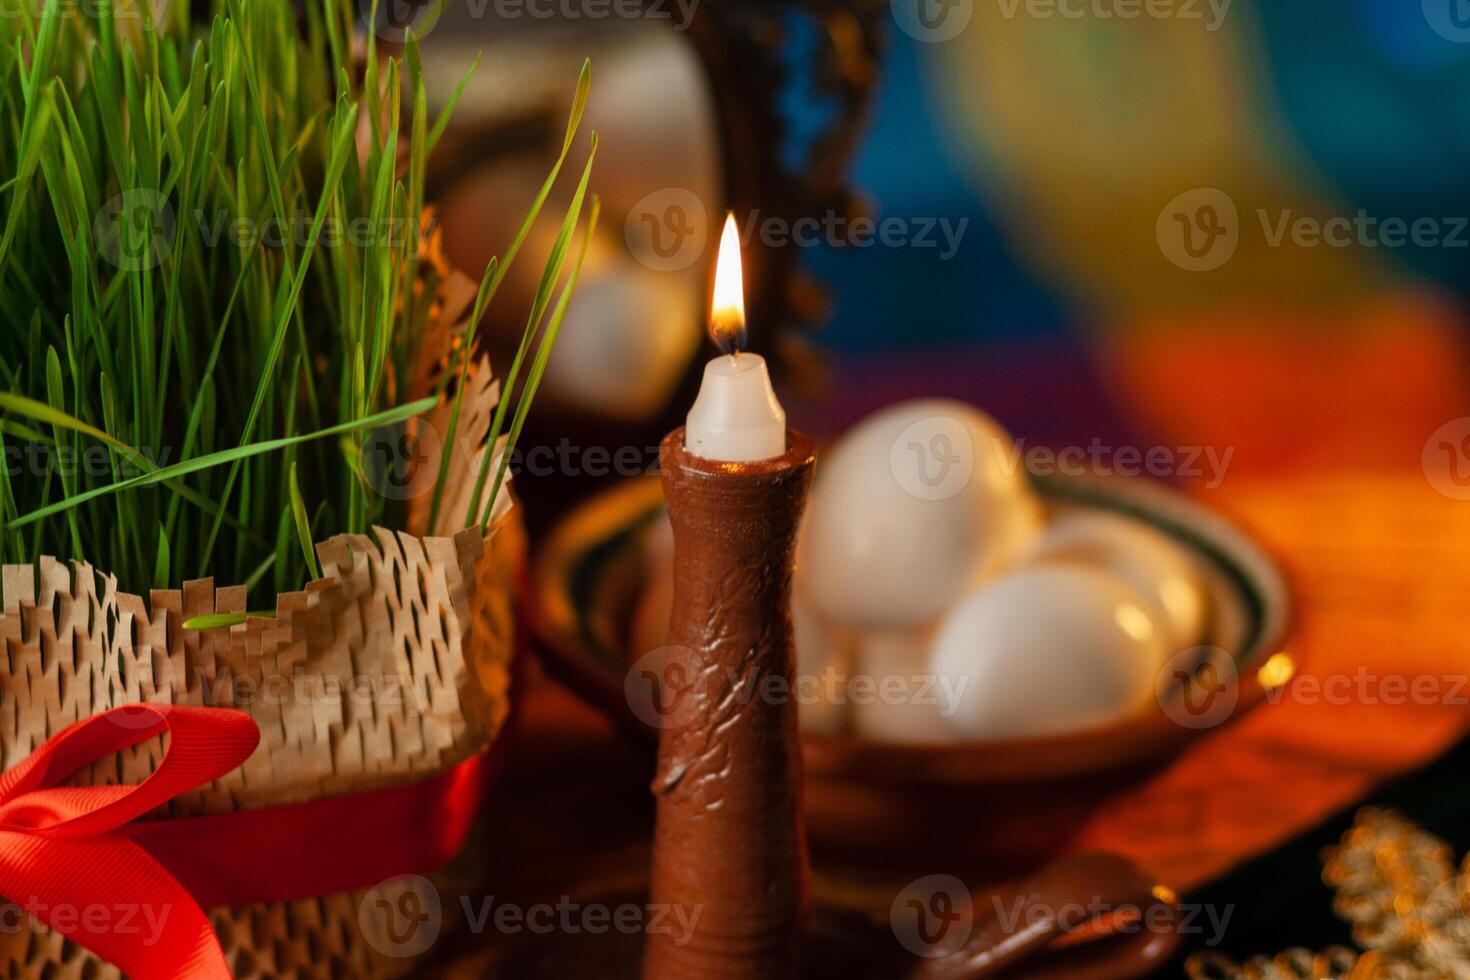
[645,209,814,979]
[683,213,786,462]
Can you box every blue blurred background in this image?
[795,0,1470,351]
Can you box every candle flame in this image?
[710,212,746,355]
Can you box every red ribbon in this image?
[0,703,491,979]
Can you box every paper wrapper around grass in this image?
[0,272,523,978]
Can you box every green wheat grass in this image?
[0,0,597,605]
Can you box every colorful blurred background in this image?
[409,0,1470,970]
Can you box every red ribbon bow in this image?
[0,704,257,978]
[0,703,491,979]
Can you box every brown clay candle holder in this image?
[644,427,816,978]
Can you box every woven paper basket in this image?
[0,271,523,978]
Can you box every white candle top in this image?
[684,353,786,462]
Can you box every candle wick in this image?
[730,347,740,366]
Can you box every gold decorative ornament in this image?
[1186,808,1470,980]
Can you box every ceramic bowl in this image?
[525,473,1293,870]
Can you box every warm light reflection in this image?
[1115,603,1155,643]
[1258,652,1296,689]
[710,212,747,355]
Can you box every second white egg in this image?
[929,564,1165,741]
[1022,511,1207,655]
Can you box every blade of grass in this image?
[425,255,496,534]
[12,396,437,530]
[474,61,590,323]
[484,195,601,530]
[183,610,275,630]
[466,132,598,528]
[0,390,266,543]
[288,460,320,580]
[426,50,481,156]
[43,347,82,557]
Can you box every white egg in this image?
[929,564,1165,741]
[541,246,702,422]
[849,627,957,744]
[792,594,849,736]
[1022,512,1207,655]
[799,399,1038,629]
